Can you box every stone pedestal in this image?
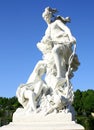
[0,111,84,130]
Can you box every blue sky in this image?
[0,0,94,97]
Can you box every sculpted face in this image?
[42,7,53,24]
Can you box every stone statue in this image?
[0,7,84,130]
[16,7,80,116]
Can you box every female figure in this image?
[38,7,76,78]
[16,61,47,113]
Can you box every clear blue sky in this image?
[0,0,94,97]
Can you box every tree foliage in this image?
[73,89,94,116]
[0,96,21,126]
[73,89,94,130]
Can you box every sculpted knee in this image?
[24,90,34,99]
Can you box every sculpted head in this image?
[42,7,57,24]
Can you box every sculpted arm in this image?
[56,20,76,44]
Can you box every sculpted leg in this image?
[52,45,65,78]
[24,90,36,112]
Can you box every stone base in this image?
[0,122,84,130]
[0,110,84,130]
[13,108,73,123]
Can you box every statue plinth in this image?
[13,109,72,123]
[0,123,84,130]
[0,112,84,130]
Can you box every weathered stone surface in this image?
[0,113,84,130]
[0,6,84,130]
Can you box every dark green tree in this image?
[73,89,83,115]
[82,90,94,116]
